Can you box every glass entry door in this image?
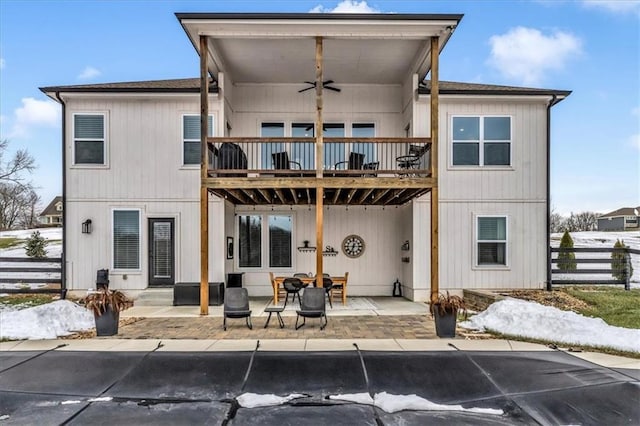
[148,218,175,286]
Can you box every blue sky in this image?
[0,0,638,216]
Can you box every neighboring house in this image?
[38,196,63,226]
[597,207,640,231]
[41,12,570,307]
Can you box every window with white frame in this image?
[323,123,345,168]
[452,116,511,166]
[351,123,376,165]
[183,115,214,165]
[238,213,292,268]
[476,216,507,266]
[73,113,105,165]
[113,209,141,270]
[261,122,285,169]
[291,123,315,169]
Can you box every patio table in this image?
[273,275,348,305]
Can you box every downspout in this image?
[54,92,67,299]
[546,94,559,291]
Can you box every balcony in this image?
[204,137,433,206]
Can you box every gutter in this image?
[546,94,561,291]
[54,92,67,299]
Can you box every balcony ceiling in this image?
[178,14,460,85]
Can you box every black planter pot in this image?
[433,307,457,338]
[94,306,120,336]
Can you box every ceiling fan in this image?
[298,80,341,93]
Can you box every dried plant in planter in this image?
[430,291,468,319]
[83,288,133,316]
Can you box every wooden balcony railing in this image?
[207,137,431,178]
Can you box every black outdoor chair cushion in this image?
[223,288,252,330]
[295,287,327,330]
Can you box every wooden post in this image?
[430,36,439,303]
[199,35,209,316]
[315,36,324,287]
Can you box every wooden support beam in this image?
[199,36,209,316]
[274,188,286,204]
[430,36,440,303]
[372,189,391,204]
[346,188,358,204]
[383,189,406,205]
[306,188,312,205]
[315,36,324,286]
[357,188,375,204]
[239,189,257,204]
[289,188,299,204]
[257,188,271,203]
[203,177,435,190]
[332,188,341,204]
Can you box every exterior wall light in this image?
[82,219,92,234]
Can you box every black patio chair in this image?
[223,288,252,331]
[334,152,365,174]
[217,142,248,177]
[295,287,327,330]
[323,277,334,308]
[283,277,305,307]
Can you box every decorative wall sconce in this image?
[82,219,92,234]
[401,240,410,251]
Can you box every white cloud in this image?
[487,27,582,85]
[310,0,380,13]
[582,0,640,14]
[77,66,101,80]
[10,97,60,138]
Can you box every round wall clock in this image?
[342,234,365,258]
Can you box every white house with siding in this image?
[41,12,569,306]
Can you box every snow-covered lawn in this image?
[0,227,62,257]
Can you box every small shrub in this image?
[24,231,48,258]
[612,239,633,281]
[557,231,576,272]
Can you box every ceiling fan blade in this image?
[298,86,314,93]
[325,86,341,92]
[323,80,334,85]
[303,81,316,86]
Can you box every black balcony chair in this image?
[334,152,365,176]
[282,277,305,307]
[295,287,327,330]
[322,277,334,308]
[217,142,248,177]
[223,288,252,331]
[272,152,302,177]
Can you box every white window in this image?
[452,116,511,166]
[323,123,345,168]
[238,214,292,269]
[73,113,106,165]
[183,115,214,165]
[291,123,315,169]
[476,216,507,266]
[113,209,141,270]
[351,123,376,167]
[260,122,285,169]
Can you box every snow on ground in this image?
[0,300,94,340]
[0,227,62,258]
[460,298,640,353]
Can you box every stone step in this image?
[134,288,173,306]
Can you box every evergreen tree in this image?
[557,231,576,271]
[612,239,632,281]
[25,231,47,258]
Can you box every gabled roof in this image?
[599,206,640,218]
[419,81,571,97]
[42,77,568,98]
[40,196,62,217]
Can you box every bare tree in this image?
[0,139,38,230]
[0,139,35,185]
[572,211,598,231]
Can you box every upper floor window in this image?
[113,209,141,270]
[323,123,345,168]
[452,116,511,166]
[351,123,376,165]
[476,216,507,266]
[291,123,315,169]
[73,113,105,165]
[183,115,214,165]
[261,122,285,169]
